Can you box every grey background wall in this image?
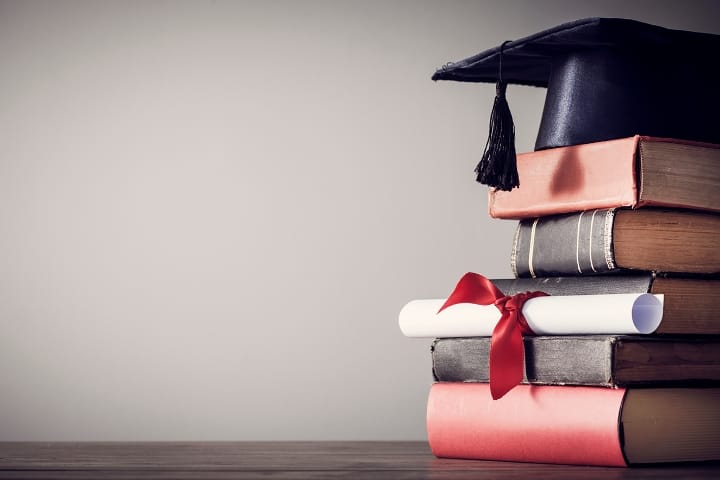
[1,0,718,441]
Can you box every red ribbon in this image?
[438,272,549,400]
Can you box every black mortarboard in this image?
[433,17,720,191]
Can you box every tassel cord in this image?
[475,40,519,191]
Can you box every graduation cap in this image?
[433,17,720,191]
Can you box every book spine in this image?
[511,208,617,278]
[432,336,615,386]
[427,383,628,466]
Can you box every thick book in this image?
[511,207,720,276]
[492,275,720,334]
[489,136,720,219]
[427,383,720,466]
[432,336,720,386]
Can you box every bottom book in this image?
[427,383,720,466]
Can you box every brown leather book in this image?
[511,207,720,276]
[489,136,720,219]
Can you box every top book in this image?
[488,136,720,219]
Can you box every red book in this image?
[427,383,720,466]
[488,136,720,219]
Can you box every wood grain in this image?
[0,442,719,479]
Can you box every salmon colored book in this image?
[427,383,720,466]
[489,136,720,219]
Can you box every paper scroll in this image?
[399,293,664,338]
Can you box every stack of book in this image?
[399,136,720,466]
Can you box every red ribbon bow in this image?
[438,272,549,400]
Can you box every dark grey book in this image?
[510,207,720,277]
[431,336,720,387]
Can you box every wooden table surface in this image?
[0,442,719,479]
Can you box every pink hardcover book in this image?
[488,136,720,219]
[427,383,720,466]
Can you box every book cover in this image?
[427,383,720,466]
[489,136,720,219]
[511,207,720,277]
[432,336,720,386]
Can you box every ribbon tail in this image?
[437,272,505,313]
[489,311,525,400]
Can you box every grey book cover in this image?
[511,208,618,278]
[431,336,720,387]
[491,274,652,296]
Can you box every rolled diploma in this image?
[398,293,664,338]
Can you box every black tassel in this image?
[475,40,519,192]
[475,81,518,191]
